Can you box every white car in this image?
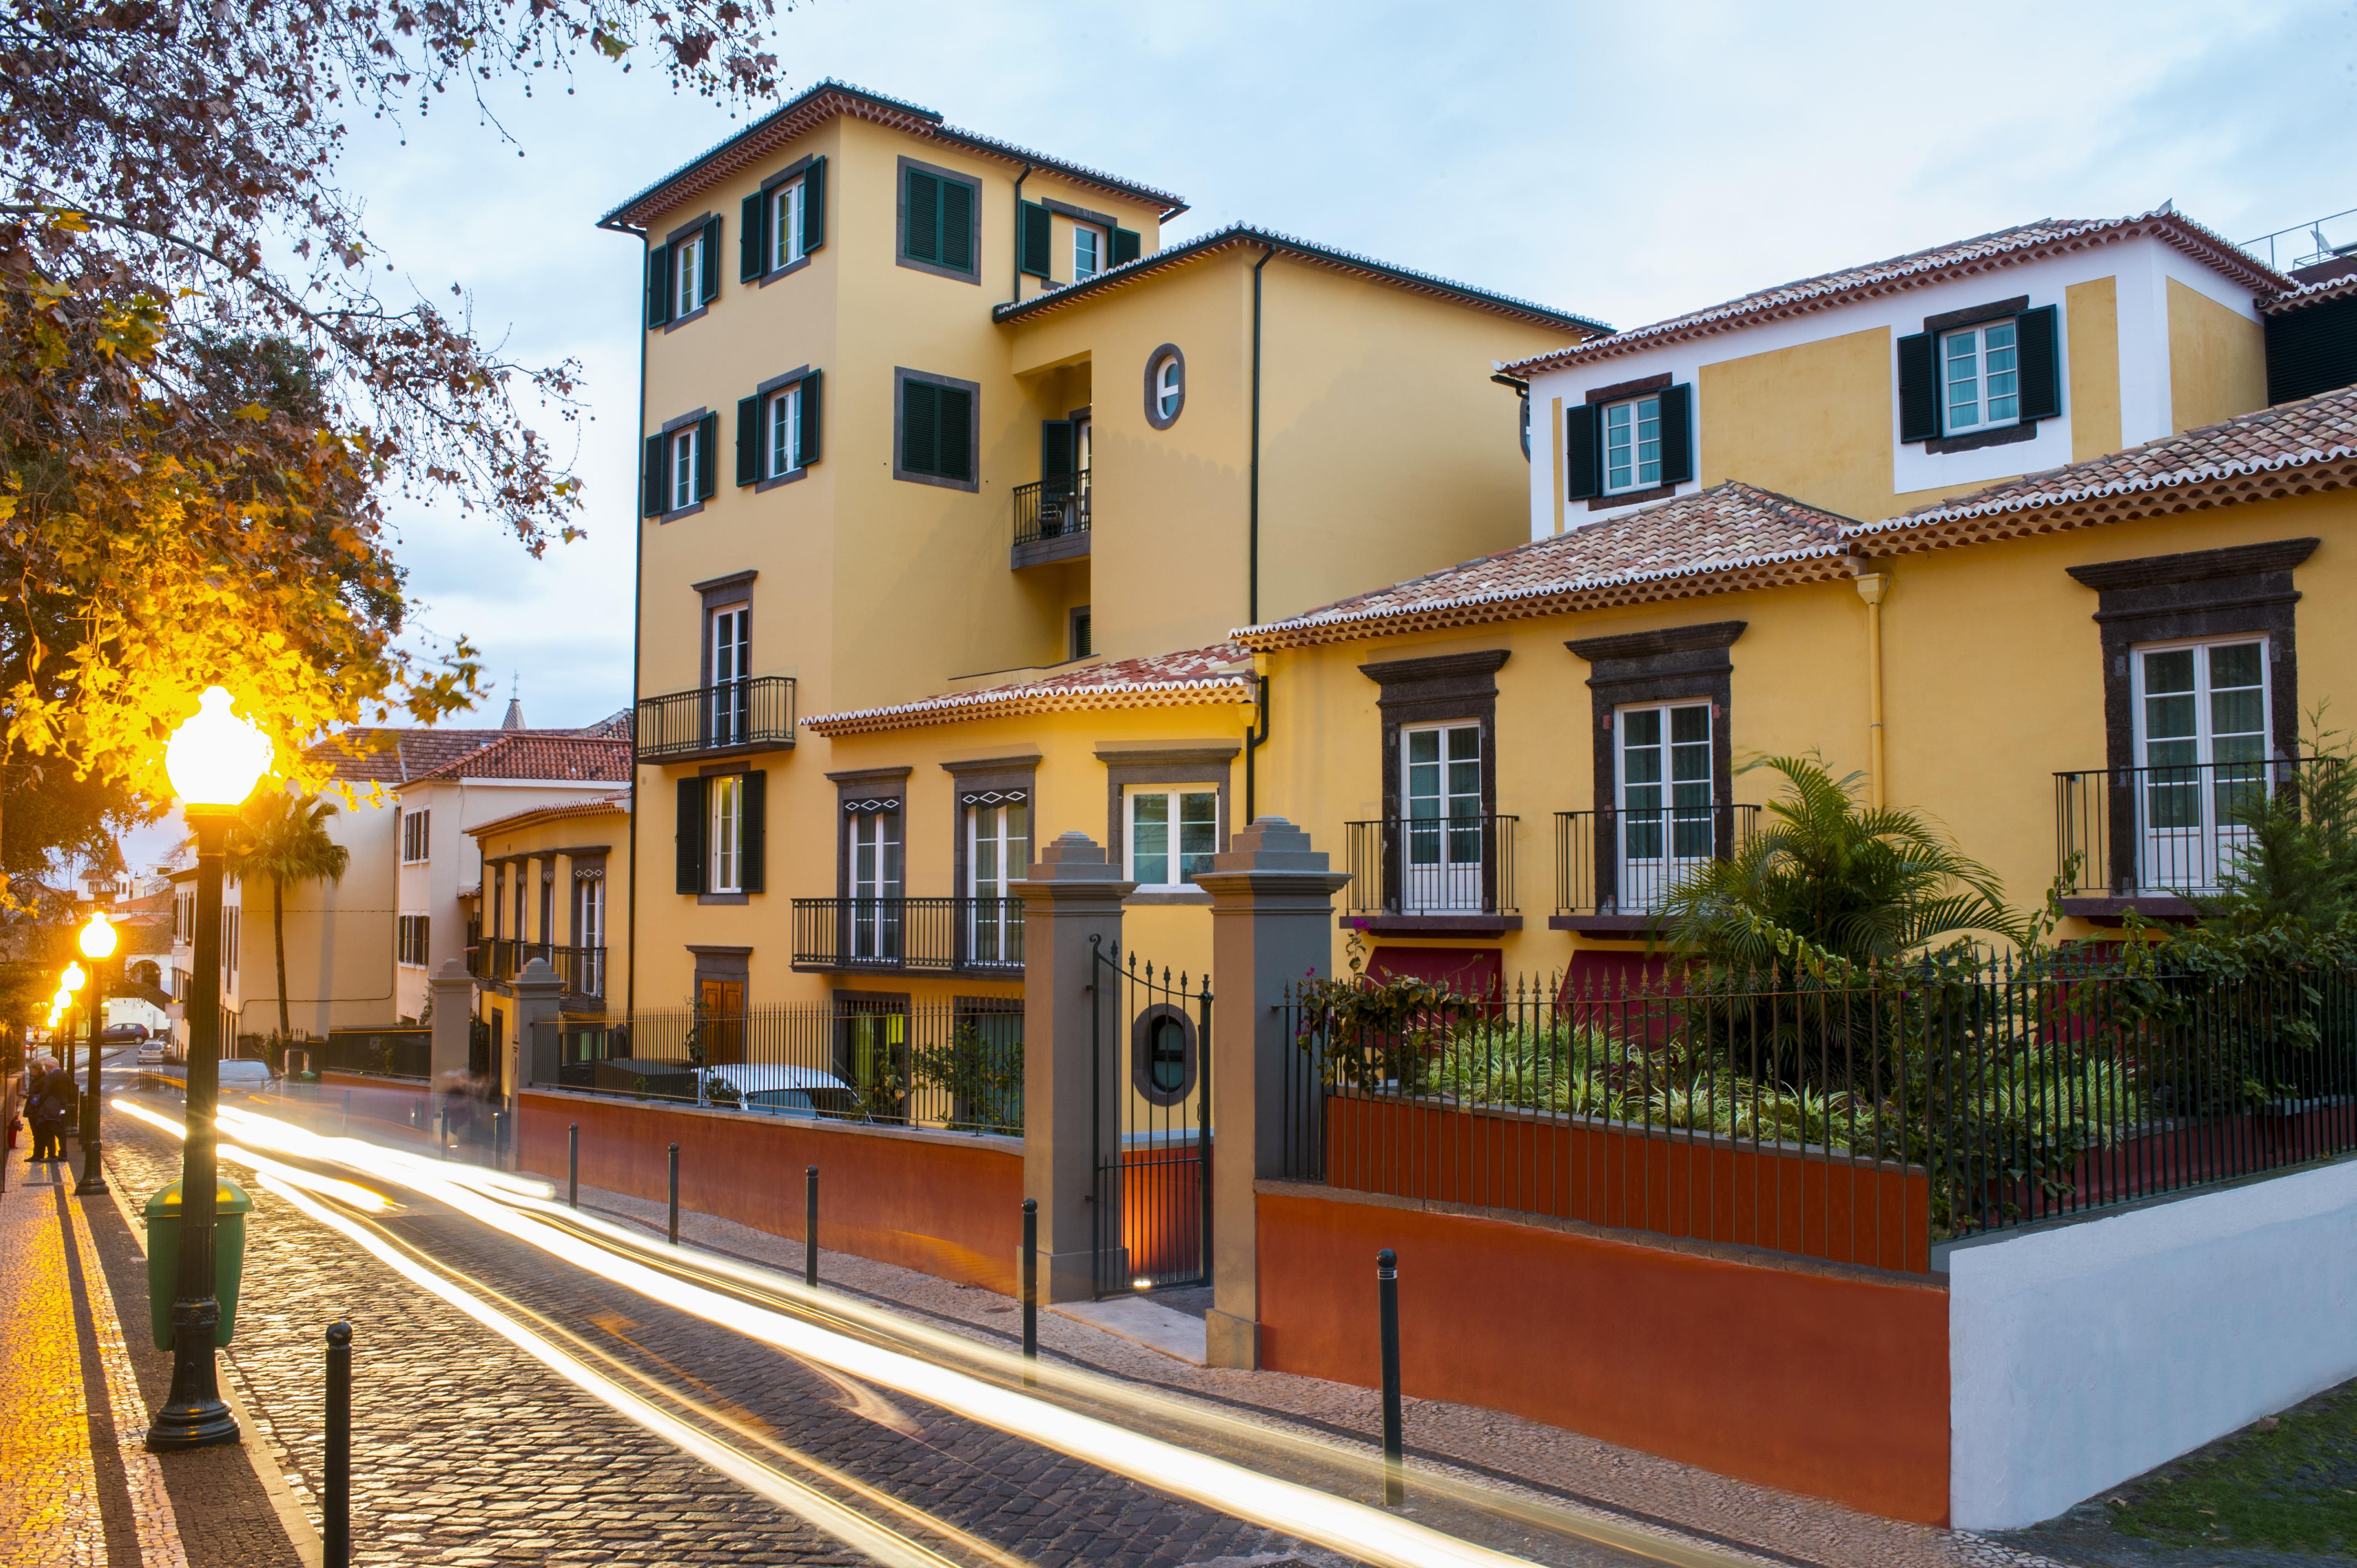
[136,1041,168,1066]
[215,1058,276,1097]
[695,1063,856,1118]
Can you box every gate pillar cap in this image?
[1022,832,1126,882]
[1206,817,1337,876]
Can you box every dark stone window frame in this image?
[942,753,1040,910]
[828,766,912,901]
[693,760,762,906]
[895,154,984,285]
[694,570,755,689]
[752,365,815,493]
[1098,742,1237,905]
[1358,650,1512,926]
[659,212,718,333]
[1564,622,1744,913]
[655,406,710,522]
[2067,539,2317,900]
[1584,372,1677,511]
[1143,343,1186,431]
[893,366,982,493]
[756,155,821,287]
[687,945,751,1013]
[1919,294,2036,455]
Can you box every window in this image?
[674,233,703,319]
[1073,224,1102,281]
[1070,607,1092,661]
[645,412,717,516]
[899,161,978,278]
[1602,394,1662,494]
[768,384,801,477]
[397,914,431,968]
[572,875,603,950]
[400,807,430,864]
[1126,787,1217,889]
[709,773,745,894]
[1617,703,1714,910]
[1399,723,1486,912]
[1143,344,1186,430]
[966,797,1028,965]
[1156,357,1180,417]
[897,371,977,486]
[1131,1003,1197,1106]
[772,178,806,272]
[672,425,699,512]
[1941,319,2019,435]
[848,807,904,960]
[675,772,764,896]
[708,603,749,746]
[2132,638,2269,893]
[735,370,821,487]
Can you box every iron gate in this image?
[1091,940,1212,1297]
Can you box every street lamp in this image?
[76,909,117,1195]
[148,685,270,1453]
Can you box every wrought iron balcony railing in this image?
[791,897,1026,973]
[1343,815,1517,918]
[635,677,796,761]
[473,937,608,999]
[1554,805,1759,918]
[1012,469,1091,554]
[2055,755,2339,899]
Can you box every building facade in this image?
[467,791,632,1060]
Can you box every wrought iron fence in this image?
[1343,814,1517,919]
[2055,756,2338,899]
[790,897,1024,973]
[634,676,797,760]
[1012,469,1091,550]
[1280,956,2357,1271]
[1555,804,1759,917]
[473,938,607,998]
[527,998,1023,1136]
[1093,943,1212,1296]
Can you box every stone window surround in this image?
[895,154,983,285]
[942,754,1040,906]
[1098,741,1238,905]
[1356,651,1513,930]
[828,767,912,900]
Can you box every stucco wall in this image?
[1948,1156,2357,1530]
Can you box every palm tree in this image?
[224,791,351,1046]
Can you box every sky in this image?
[116,0,2357,875]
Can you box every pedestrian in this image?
[27,1056,70,1163]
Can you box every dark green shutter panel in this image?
[1019,200,1052,278]
[699,216,723,303]
[740,193,766,281]
[802,158,826,251]
[695,411,718,499]
[1564,403,1601,501]
[903,379,939,475]
[1040,419,1075,478]
[740,771,766,894]
[646,244,671,327]
[675,776,707,895]
[1897,332,1939,442]
[940,177,974,273]
[2266,296,2357,404]
[2016,305,2061,422]
[1111,226,1141,266]
[939,385,973,480]
[905,169,941,262]
[1656,383,1695,486]
[643,434,666,515]
[735,395,760,485]
[797,369,822,465]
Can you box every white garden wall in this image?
[1948,1155,2357,1530]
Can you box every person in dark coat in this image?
[26,1057,70,1162]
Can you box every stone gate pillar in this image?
[1193,818,1350,1368]
[1013,833,1135,1302]
[427,959,475,1084]
[510,958,565,1097]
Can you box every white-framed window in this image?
[1616,702,1715,911]
[400,807,430,863]
[767,383,801,478]
[2132,637,2270,893]
[572,875,603,949]
[772,178,806,271]
[848,808,904,960]
[1602,394,1662,494]
[708,603,748,746]
[671,424,698,511]
[1941,318,2019,435]
[1126,786,1218,890]
[674,233,703,318]
[1156,357,1181,419]
[1073,224,1102,281]
[709,773,745,894]
[966,797,1029,964]
[1399,721,1485,913]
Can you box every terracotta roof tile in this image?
[1505,210,2289,377]
[803,645,1254,737]
[2260,271,2357,316]
[400,735,634,785]
[302,729,515,786]
[466,791,631,839]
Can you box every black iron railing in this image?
[2055,756,2339,898]
[635,677,796,760]
[473,937,608,999]
[1343,815,1517,917]
[1555,805,1759,917]
[1012,469,1091,551]
[790,897,1025,973]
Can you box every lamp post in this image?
[148,685,271,1453]
[77,909,117,1195]
[56,971,82,1081]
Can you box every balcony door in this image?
[709,604,749,746]
[571,874,604,997]
[966,796,1028,966]
[848,807,904,961]
[2132,638,2268,893]
[1399,722,1484,913]
[1617,702,1714,912]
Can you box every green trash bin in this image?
[143,1178,253,1352]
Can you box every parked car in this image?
[694,1063,857,1118]
[215,1058,276,1098]
[99,1022,148,1045]
[136,1040,168,1066]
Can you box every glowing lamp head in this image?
[164,686,272,809]
[51,986,73,1012]
[60,962,86,994]
[78,911,118,960]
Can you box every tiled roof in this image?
[1505,210,2291,377]
[576,708,634,740]
[2260,271,2357,316]
[991,223,1609,336]
[599,79,1186,233]
[1236,483,1857,651]
[303,729,516,786]
[802,645,1254,737]
[400,736,634,786]
[466,792,631,840]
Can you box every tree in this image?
[2199,728,2357,936]
[225,790,350,1044]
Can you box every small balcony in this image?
[1552,805,1759,936]
[791,897,1026,974]
[1011,470,1091,569]
[472,938,609,1003]
[2054,756,2338,919]
[635,677,796,764]
[1342,815,1519,935]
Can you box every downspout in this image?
[626,234,651,1018]
[1008,162,1033,306]
[1243,656,1272,825]
[1855,569,1891,808]
[1249,244,1275,626]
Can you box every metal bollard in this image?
[1377,1247,1404,1506]
[491,1110,503,1168]
[804,1166,819,1289]
[325,1321,352,1568]
[667,1143,681,1246]
[567,1123,579,1209]
[342,1089,351,1136]
[1021,1198,1038,1384]
[438,1105,449,1157]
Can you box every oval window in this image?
[1131,1002,1197,1104]
[1142,342,1186,430]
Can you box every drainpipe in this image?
[1855,569,1891,808]
[1009,162,1034,306]
[1243,657,1272,824]
[625,233,651,1018]
[1249,244,1275,626]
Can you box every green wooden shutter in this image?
[2016,305,2061,422]
[1657,384,1695,486]
[2266,295,2357,404]
[695,412,718,498]
[740,771,766,894]
[797,369,822,465]
[905,168,941,263]
[735,395,760,485]
[940,177,974,273]
[1040,419,1075,478]
[1111,226,1141,266]
[646,244,671,327]
[643,434,667,515]
[1897,332,1939,442]
[1564,404,1601,500]
[739,193,766,281]
[802,158,826,251]
[939,385,973,480]
[1019,200,1052,279]
[903,379,939,475]
[675,776,707,895]
[699,216,723,303]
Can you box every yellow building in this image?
[605,80,1605,1013]
[467,792,631,1058]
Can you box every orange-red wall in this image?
[517,1091,1023,1291]
[1255,1185,1951,1524]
